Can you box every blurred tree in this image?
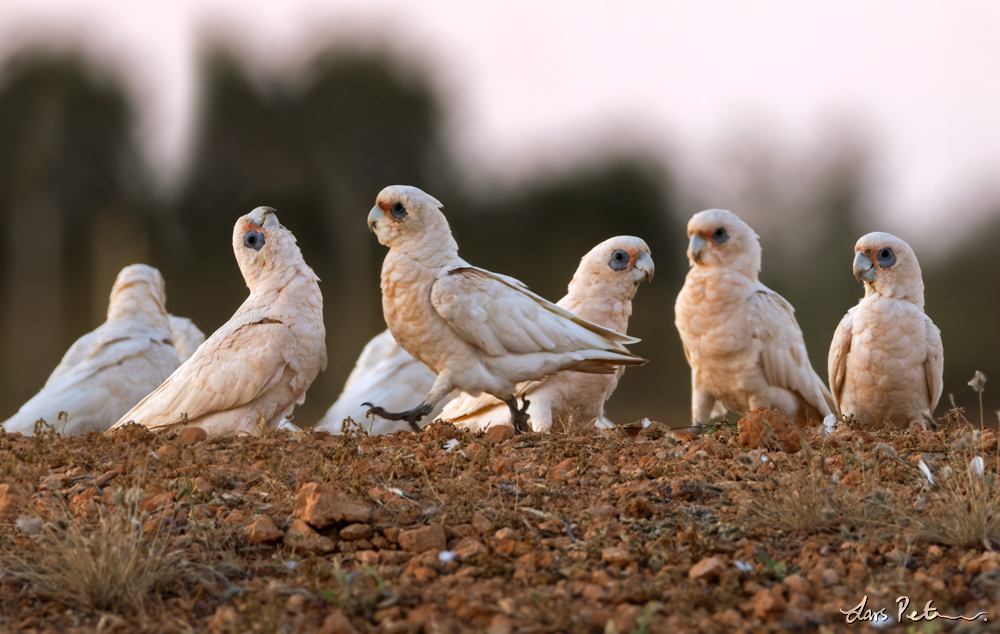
[0,55,147,413]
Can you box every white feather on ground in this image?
[106,207,327,437]
[2,264,186,436]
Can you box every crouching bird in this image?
[675,209,834,426]
[364,185,646,433]
[107,207,327,437]
[2,264,200,435]
[829,232,943,429]
[439,236,653,432]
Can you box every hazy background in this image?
[1,1,999,427]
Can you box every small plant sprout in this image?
[969,371,987,430]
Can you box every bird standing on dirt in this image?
[2,264,194,436]
[364,185,646,433]
[828,232,943,429]
[439,236,654,432]
[107,207,327,437]
[674,209,834,426]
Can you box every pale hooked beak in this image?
[631,251,655,283]
[367,206,382,233]
[688,234,707,263]
[854,251,876,283]
[248,206,279,229]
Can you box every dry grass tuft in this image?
[908,462,1000,548]
[2,492,182,616]
[752,467,835,532]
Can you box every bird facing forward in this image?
[828,232,943,429]
[674,209,834,426]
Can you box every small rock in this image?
[284,518,335,553]
[752,587,787,618]
[454,537,488,560]
[340,523,373,541]
[318,611,359,634]
[177,427,208,445]
[621,496,653,519]
[689,556,726,580]
[355,550,379,566]
[243,515,282,545]
[590,505,617,521]
[294,482,370,528]
[93,469,120,488]
[193,476,214,495]
[0,484,23,519]
[782,573,811,595]
[40,474,70,492]
[821,568,839,586]
[738,407,802,453]
[601,547,632,566]
[398,525,447,553]
[484,425,515,443]
[471,512,492,534]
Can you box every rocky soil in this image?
[1,410,999,633]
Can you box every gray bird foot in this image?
[504,396,532,435]
[362,402,432,432]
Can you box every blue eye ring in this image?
[711,227,729,244]
[390,202,408,220]
[244,230,265,251]
[609,249,629,271]
[876,247,895,268]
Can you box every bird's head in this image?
[367,185,455,256]
[685,209,761,275]
[107,263,168,322]
[571,236,654,301]
[852,232,924,307]
[233,207,302,289]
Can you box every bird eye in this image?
[244,230,265,251]
[711,227,729,244]
[877,247,895,268]
[608,249,629,271]
[390,202,408,220]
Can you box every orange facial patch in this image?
[377,199,391,213]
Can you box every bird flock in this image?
[0,185,942,439]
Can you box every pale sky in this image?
[1,0,999,246]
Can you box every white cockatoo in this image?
[107,207,327,437]
[675,209,834,426]
[365,185,646,433]
[2,264,186,435]
[438,236,654,432]
[168,315,206,360]
[316,330,445,434]
[828,232,943,429]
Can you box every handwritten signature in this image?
[841,595,988,624]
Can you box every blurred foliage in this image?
[0,49,991,428]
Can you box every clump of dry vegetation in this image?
[2,492,181,616]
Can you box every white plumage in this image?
[828,232,943,429]
[439,236,653,432]
[365,185,646,432]
[107,207,327,437]
[675,209,834,425]
[316,330,444,434]
[2,264,191,436]
[168,315,206,361]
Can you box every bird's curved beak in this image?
[688,234,707,263]
[632,252,655,283]
[854,251,876,283]
[367,206,382,233]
